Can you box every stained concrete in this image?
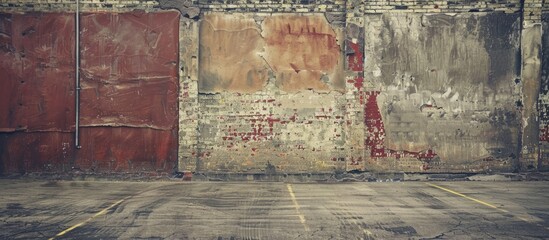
[520,19,542,170]
[363,13,522,172]
[1,179,548,239]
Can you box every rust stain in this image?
[347,41,363,72]
[262,14,342,92]
[199,13,269,93]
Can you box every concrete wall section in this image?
[363,13,522,172]
[540,13,549,171]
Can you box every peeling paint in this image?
[346,41,363,72]
[262,14,344,92]
[199,13,344,93]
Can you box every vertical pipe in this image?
[75,0,81,149]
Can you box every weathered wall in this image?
[196,13,347,173]
[520,0,543,170]
[363,13,522,172]
[192,7,533,173]
[0,0,547,175]
[0,11,179,174]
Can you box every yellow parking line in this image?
[426,182,549,231]
[286,184,310,232]
[426,183,508,213]
[49,197,128,240]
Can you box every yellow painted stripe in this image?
[49,197,128,240]
[426,183,549,230]
[426,183,508,213]
[286,184,310,232]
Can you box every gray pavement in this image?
[1,179,549,239]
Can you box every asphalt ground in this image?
[1,179,548,239]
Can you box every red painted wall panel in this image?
[80,11,179,129]
[0,11,179,174]
[0,132,74,173]
[74,127,177,172]
[0,13,75,132]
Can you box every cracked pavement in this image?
[0,180,548,239]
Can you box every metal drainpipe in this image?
[75,0,82,149]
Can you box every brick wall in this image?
[524,0,542,23]
[197,92,347,173]
[194,0,346,13]
[358,0,521,13]
[0,0,158,12]
[0,0,531,13]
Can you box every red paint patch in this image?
[347,41,364,71]
[541,125,549,142]
[364,91,385,156]
[353,77,364,90]
[363,91,437,163]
